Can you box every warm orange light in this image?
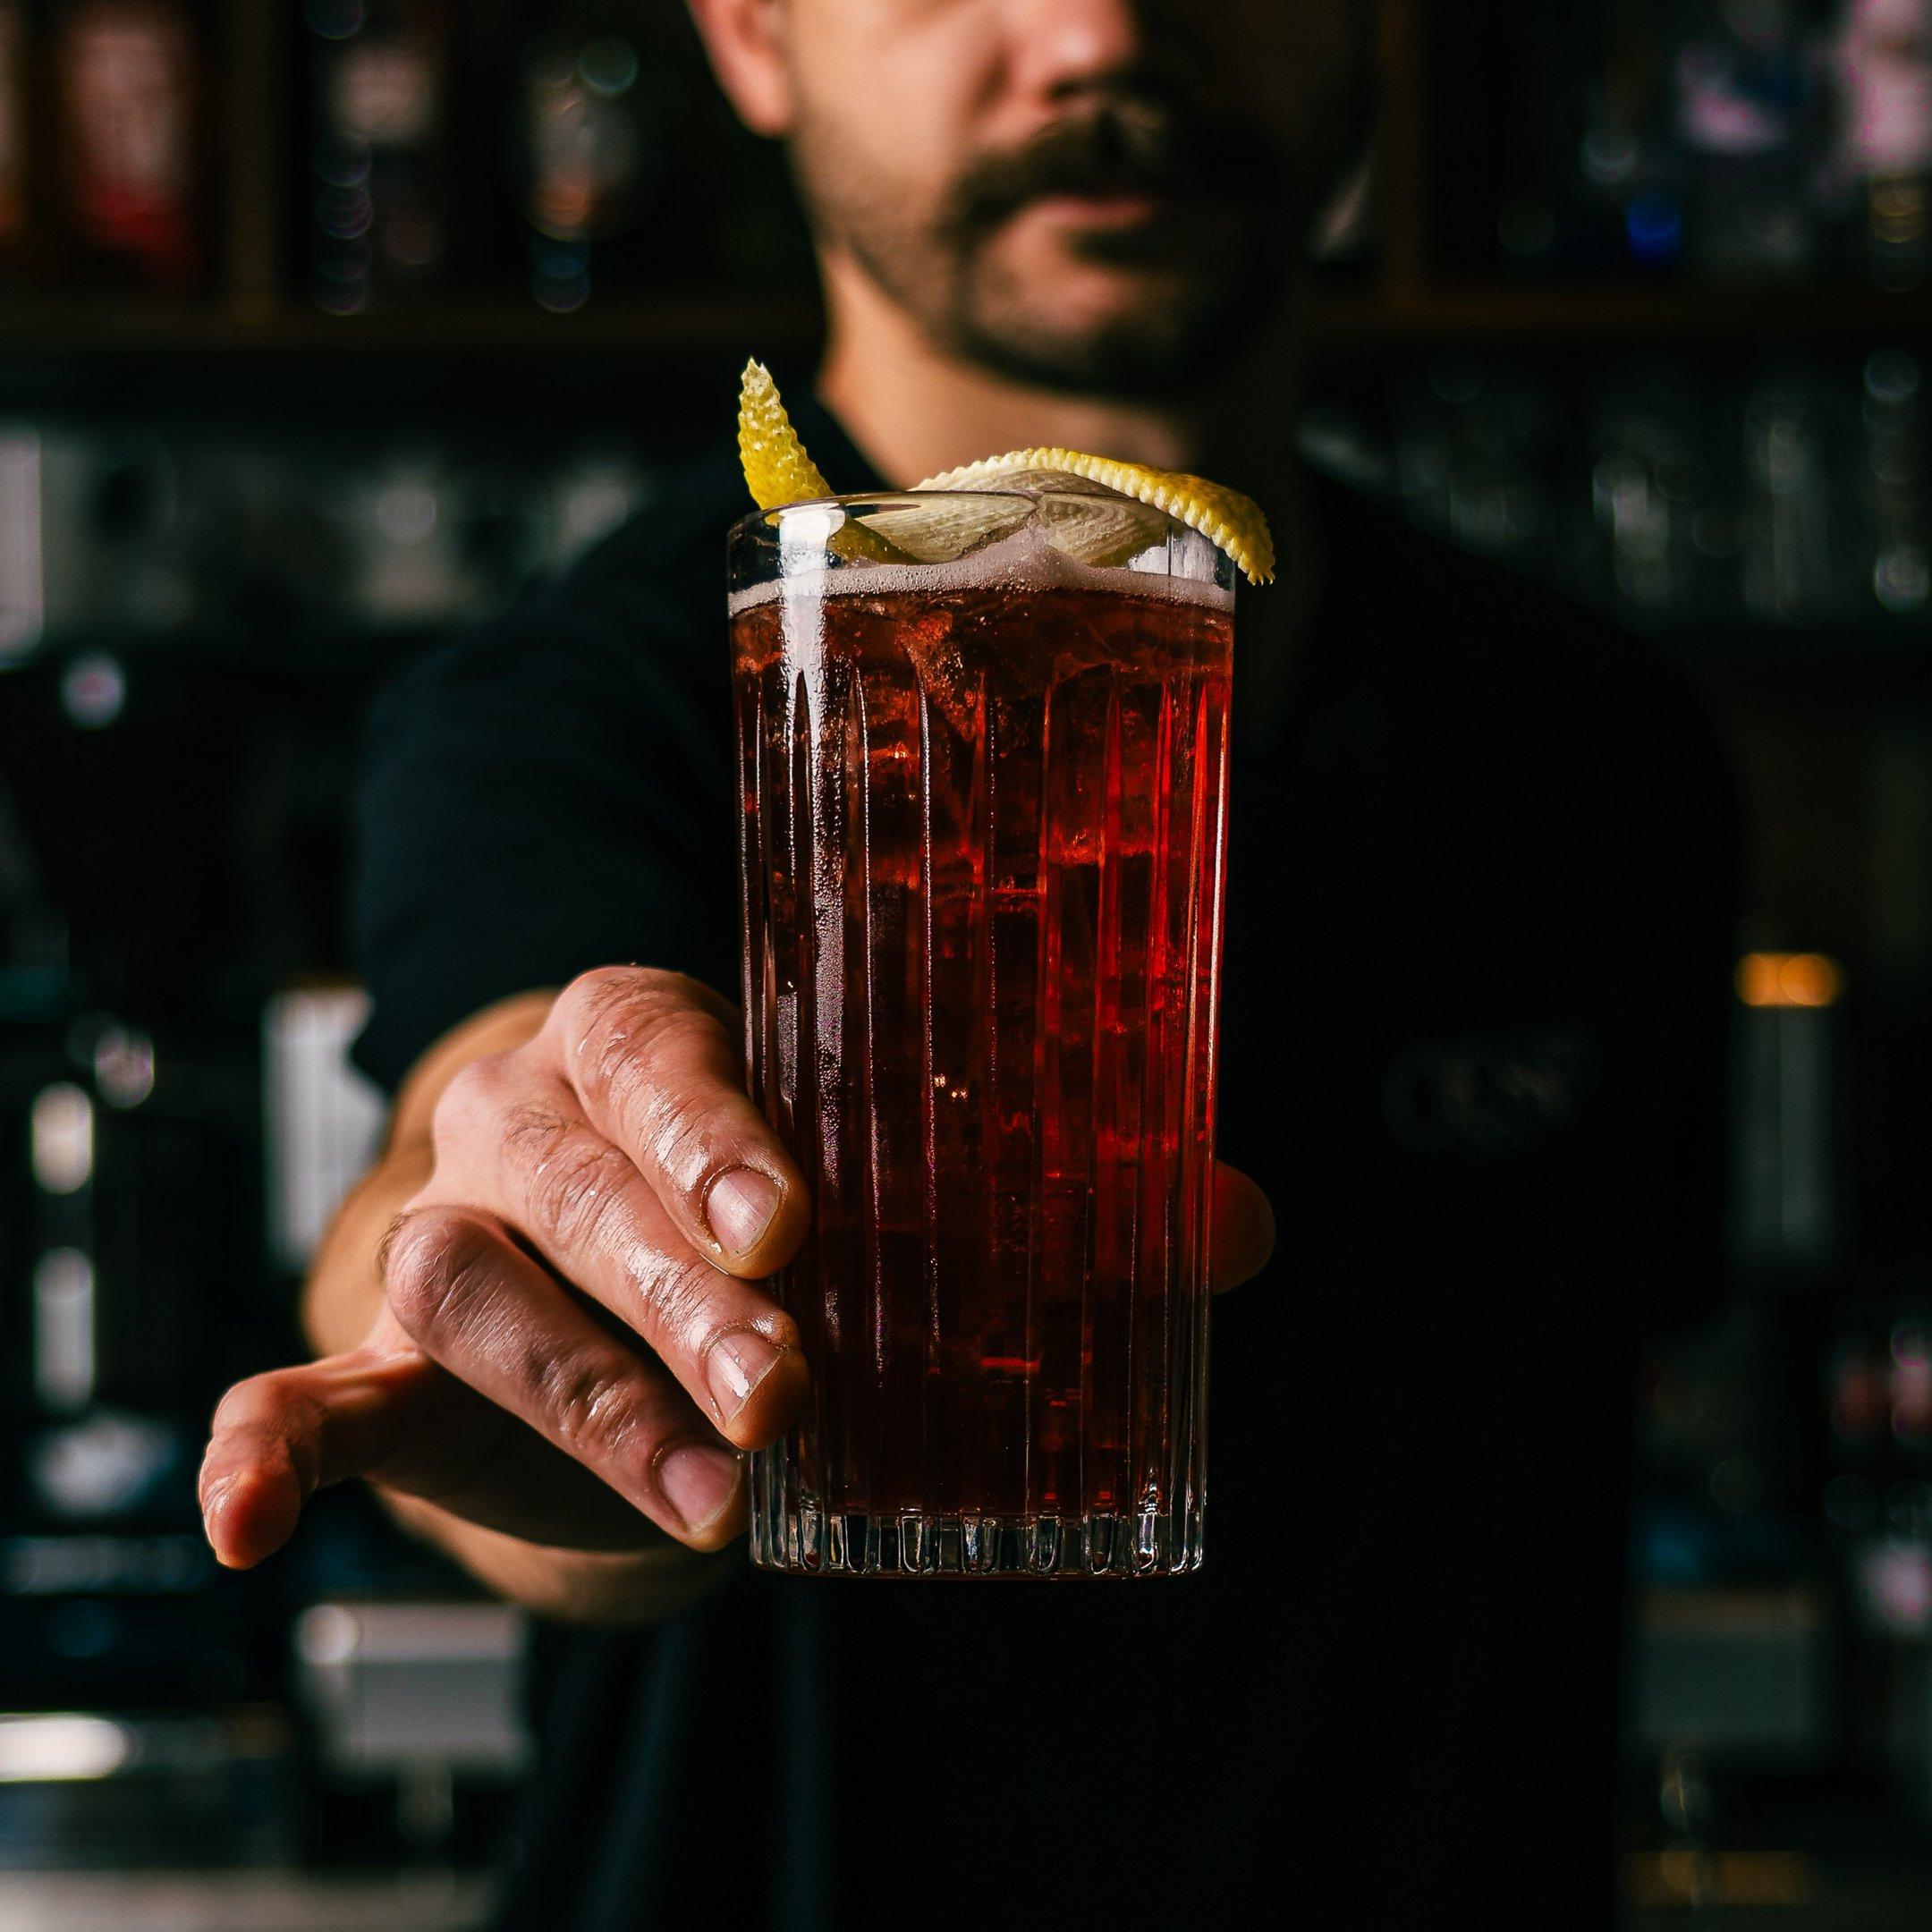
[1735,952,1844,1010]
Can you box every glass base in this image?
[748,1497,1204,1579]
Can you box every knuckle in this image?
[564,964,640,1009]
[631,979,727,1059]
[633,1251,724,1350]
[382,1208,502,1342]
[556,973,753,1186]
[209,1369,321,1487]
[520,1129,634,1254]
[432,1052,515,1152]
[498,1097,573,1166]
[557,967,644,1047]
[585,976,721,1089]
[210,1369,284,1437]
[538,1351,645,1466]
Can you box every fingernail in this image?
[657,1443,741,1532]
[705,1166,782,1258]
[707,1328,784,1421]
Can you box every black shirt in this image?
[353,392,1735,1930]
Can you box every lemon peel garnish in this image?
[736,359,1272,586]
[919,448,1274,586]
[738,359,908,563]
[738,358,835,510]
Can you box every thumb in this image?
[199,1339,665,1569]
[199,1345,454,1569]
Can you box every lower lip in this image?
[1025,191,1174,225]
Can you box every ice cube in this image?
[900,608,982,742]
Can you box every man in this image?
[200,3,1735,1925]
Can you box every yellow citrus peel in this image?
[738,358,835,510]
[736,359,1273,586]
[919,449,1274,586]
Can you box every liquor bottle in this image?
[1862,347,1930,614]
[47,0,208,294]
[1671,0,1820,282]
[305,0,454,315]
[0,0,31,282]
[1577,0,1682,278]
[1829,0,1932,290]
[504,2,704,310]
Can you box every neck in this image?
[815,250,1200,486]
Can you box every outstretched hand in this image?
[199,968,1275,1575]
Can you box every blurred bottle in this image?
[1830,1296,1932,1661]
[1593,371,1716,622]
[1673,0,1822,281]
[305,0,454,316]
[1394,353,1565,569]
[0,0,32,282]
[507,3,682,310]
[1741,369,1842,622]
[1860,347,1931,614]
[1573,0,1685,278]
[1828,0,1932,289]
[47,0,209,294]
[1731,950,1847,1274]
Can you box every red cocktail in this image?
[731,489,1233,1576]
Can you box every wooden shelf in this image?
[0,292,822,359]
[4,0,1920,369]
[1307,284,1932,346]
[0,284,1924,368]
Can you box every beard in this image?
[789,92,1335,399]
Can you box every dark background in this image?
[3,2,1931,1926]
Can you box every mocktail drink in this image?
[731,494,1233,1577]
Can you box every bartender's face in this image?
[692,0,1372,393]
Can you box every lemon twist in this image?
[738,359,835,511]
[736,359,1273,587]
[919,449,1274,586]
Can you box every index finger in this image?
[547,969,809,1280]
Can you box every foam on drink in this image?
[726,488,1237,620]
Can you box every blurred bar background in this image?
[1,0,1931,1925]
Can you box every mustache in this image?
[940,98,1284,237]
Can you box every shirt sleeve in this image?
[349,553,741,1094]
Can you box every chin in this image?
[992,236,1191,327]
[953,224,1272,394]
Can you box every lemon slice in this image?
[919,448,1274,586]
[736,359,1273,584]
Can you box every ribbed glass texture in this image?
[730,495,1234,1577]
